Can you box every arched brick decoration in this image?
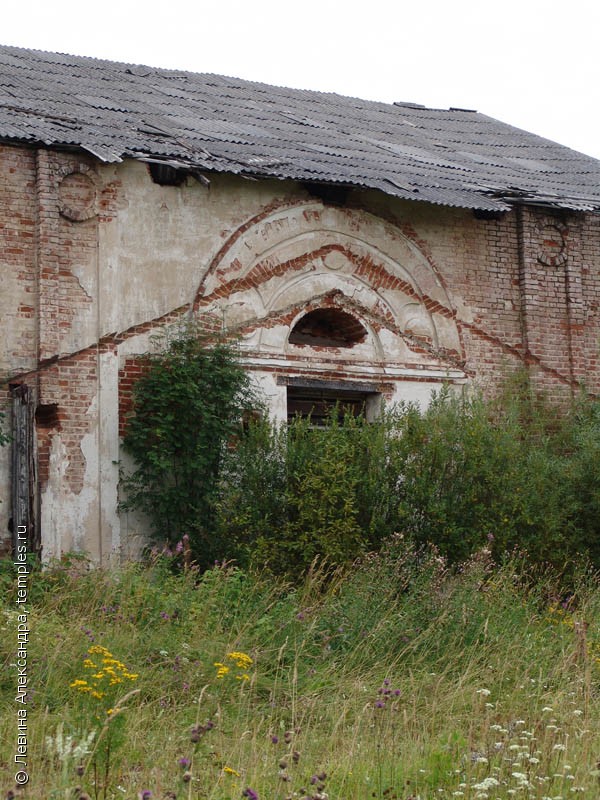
[193,202,464,374]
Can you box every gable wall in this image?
[1,144,599,560]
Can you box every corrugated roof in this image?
[1,44,600,212]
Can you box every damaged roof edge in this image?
[1,135,598,214]
[1,45,600,215]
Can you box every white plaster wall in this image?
[29,163,484,563]
[41,421,100,561]
[98,165,298,335]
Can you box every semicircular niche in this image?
[288,308,368,348]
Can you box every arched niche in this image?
[288,308,368,348]
[193,201,465,385]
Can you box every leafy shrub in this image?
[120,324,259,569]
[122,327,600,576]
[217,411,400,574]
[217,385,600,575]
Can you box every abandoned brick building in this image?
[1,44,600,562]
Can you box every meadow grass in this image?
[1,541,599,800]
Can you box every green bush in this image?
[216,411,401,574]
[120,324,259,569]
[121,327,600,576]
[216,386,600,575]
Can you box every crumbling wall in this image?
[2,147,599,562]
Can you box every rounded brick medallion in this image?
[536,222,567,267]
[58,171,97,221]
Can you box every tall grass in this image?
[1,543,599,799]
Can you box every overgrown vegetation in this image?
[216,385,600,575]
[120,325,259,569]
[1,547,599,798]
[0,409,8,448]
[121,327,600,575]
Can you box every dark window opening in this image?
[287,386,374,425]
[289,308,367,348]
[301,182,350,206]
[35,403,59,429]
[148,163,187,186]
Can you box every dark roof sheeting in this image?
[1,45,600,212]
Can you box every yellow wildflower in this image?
[223,766,241,777]
[88,645,111,656]
[214,662,230,679]
[227,651,253,669]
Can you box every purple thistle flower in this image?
[140,791,152,800]
[394,689,401,696]
[178,757,191,769]
[375,700,385,708]
[175,540,184,554]
[242,789,259,800]
[271,735,279,744]
[160,611,170,620]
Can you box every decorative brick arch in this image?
[193,201,464,366]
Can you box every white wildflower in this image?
[472,777,500,790]
[45,724,95,761]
